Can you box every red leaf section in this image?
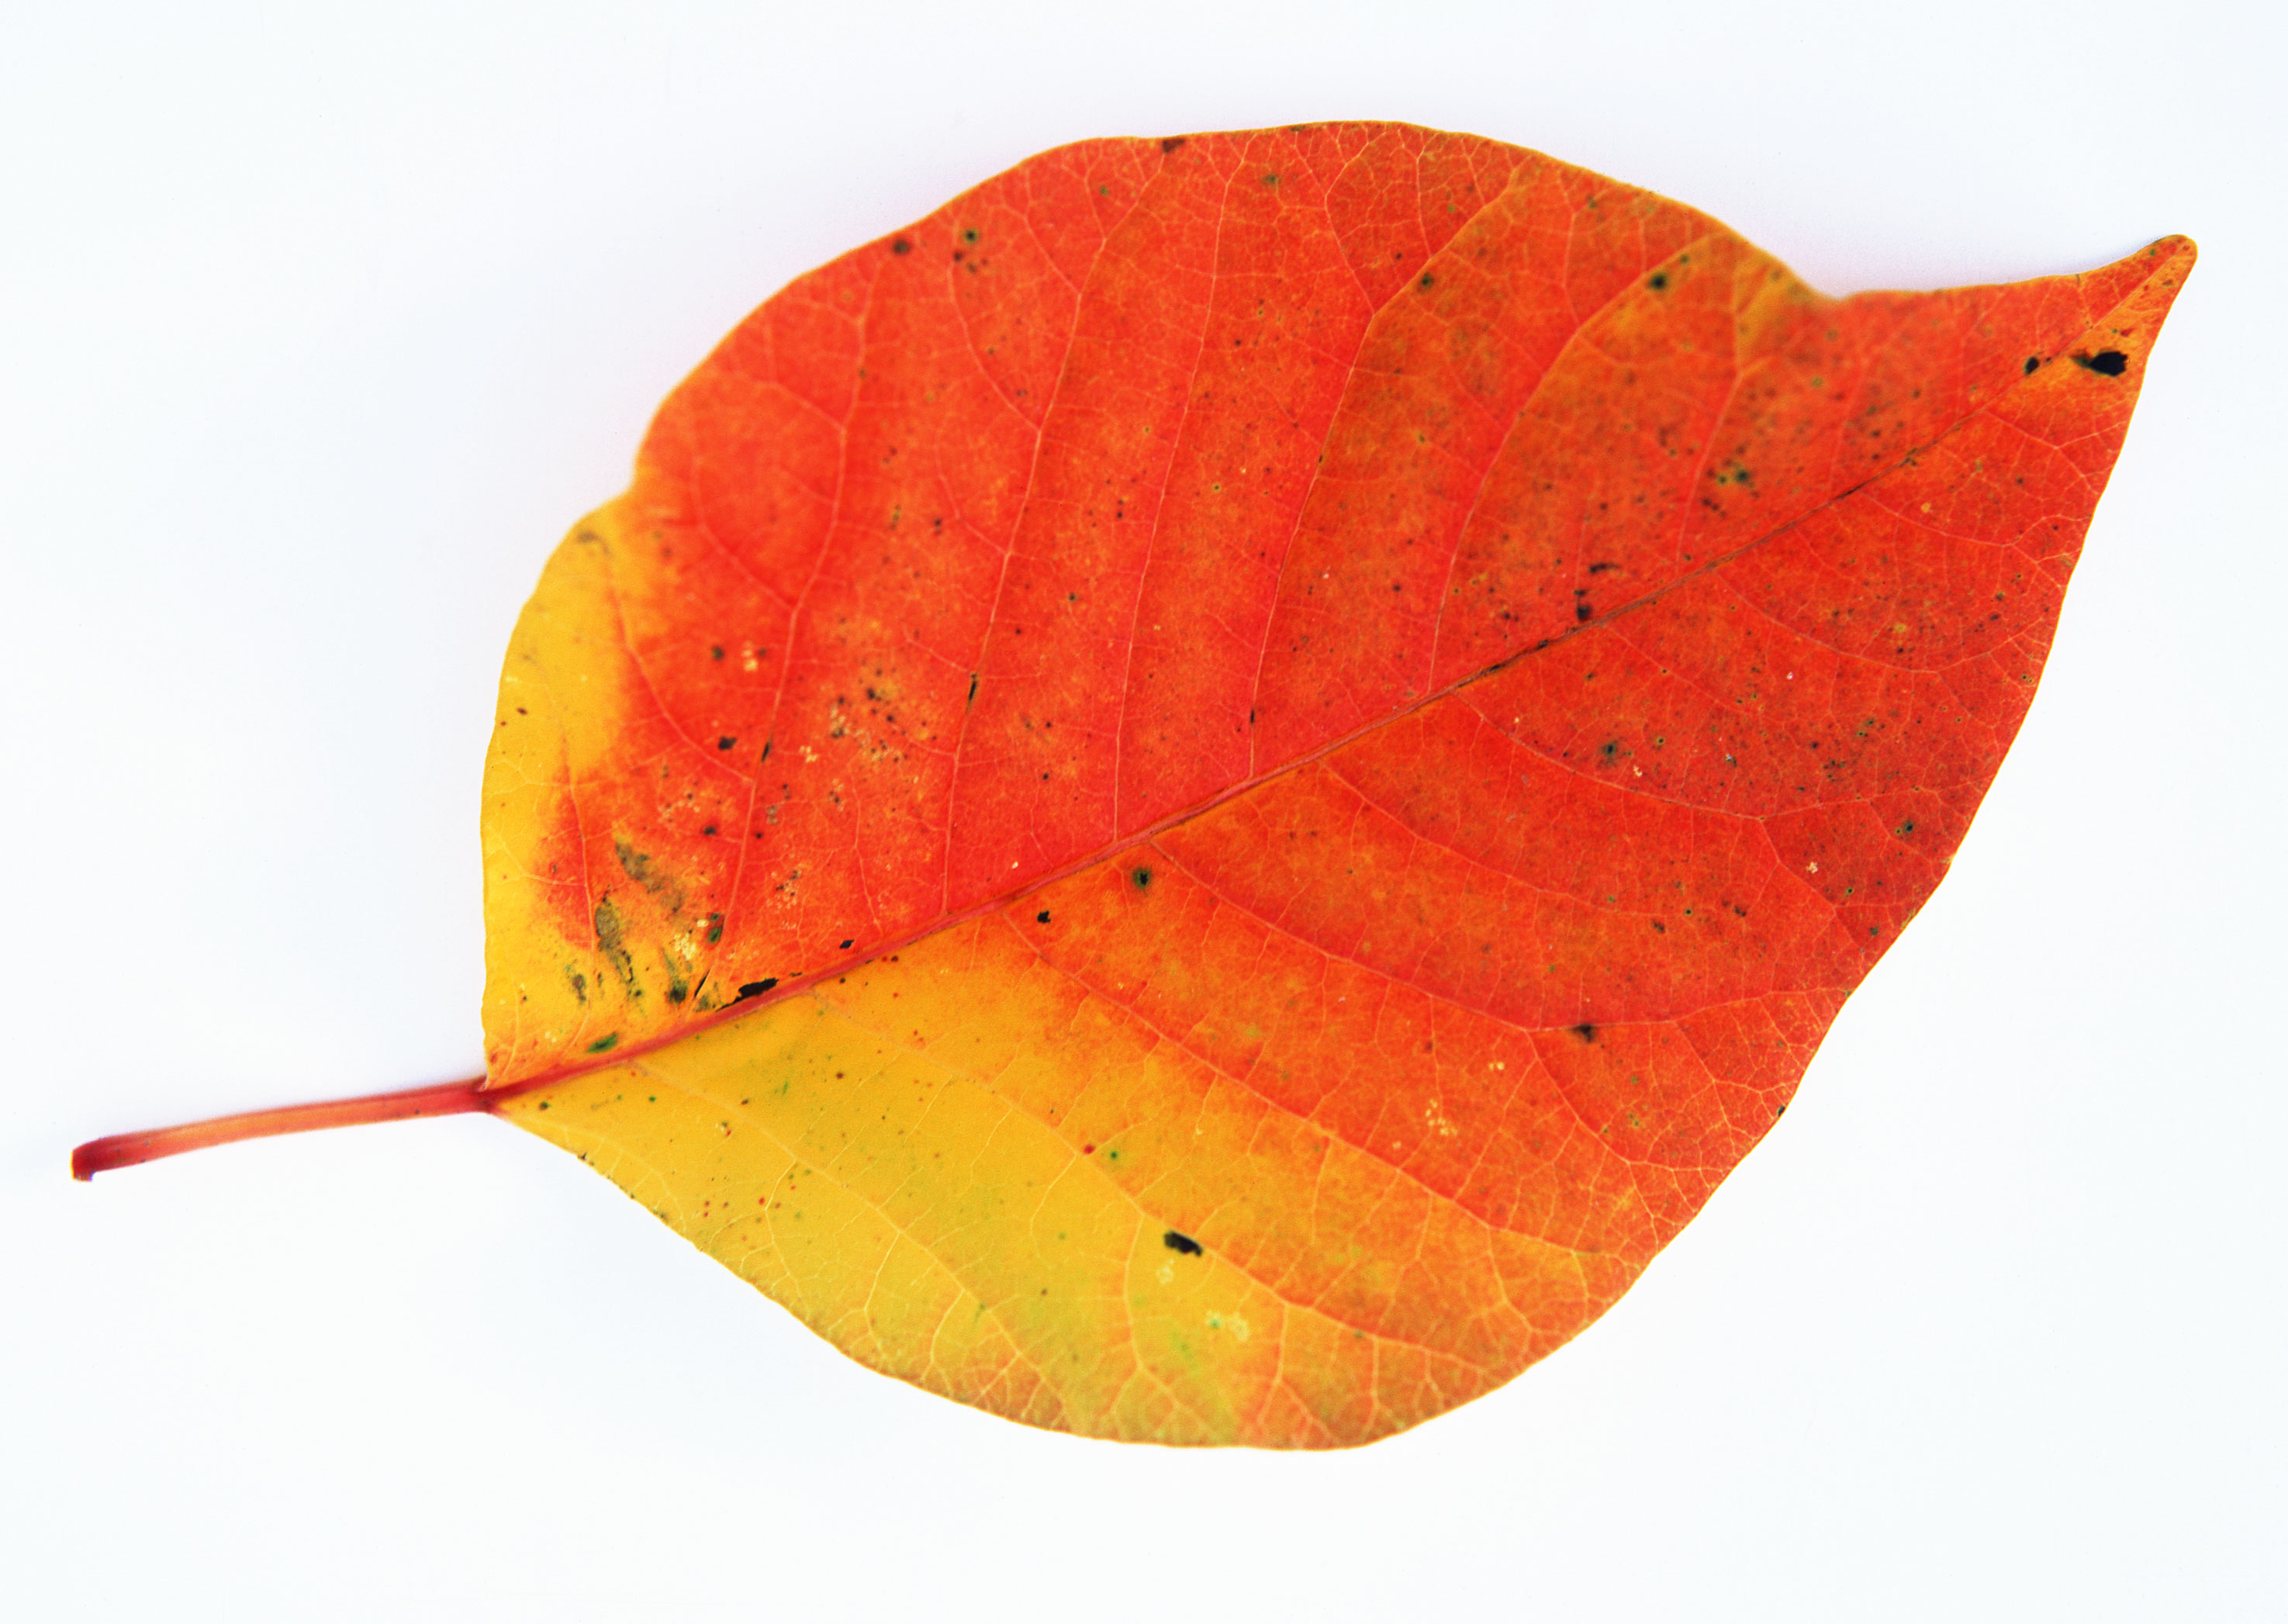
[480,122,2190,1160]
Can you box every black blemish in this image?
[839,939,854,950]
[892,237,912,255]
[1132,866,1153,890]
[966,672,979,707]
[1163,1229,1203,1256]
[1648,271,1669,291]
[1571,1023,1597,1043]
[1587,561,1618,575]
[1418,272,1436,290]
[2075,349,2130,376]
[760,740,773,763]
[1598,740,1619,761]
[1651,920,1666,933]
[717,736,737,751]
[737,979,779,1000]
[1160,136,1186,154]
[1895,820,1917,836]
[710,644,725,659]
[702,824,717,837]
[1775,1103,1789,1118]
[1036,910,1052,924]
[2024,356,2041,375]
[1575,600,1594,622]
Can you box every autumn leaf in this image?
[74,123,2192,1449]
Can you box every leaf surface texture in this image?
[482,123,2190,1446]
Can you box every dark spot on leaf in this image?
[891,237,911,255]
[1132,866,1153,889]
[967,672,979,707]
[586,1033,620,1054]
[737,979,779,1000]
[1571,1023,1596,1043]
[1575,600,1594,622]
[839,939,854,950]
[710,644,724,659]
[2075,349,2129,376]
[1163,1229,1203,1256]
[1418,272,1436,290]
[1160,136,1186,154]
[717,736,736,750]
[592,898,638,991]
[1648,271,1669,291]
[2024,355,2041,375]
[1036,910,1052,924]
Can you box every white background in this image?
[3,2,2279,1618]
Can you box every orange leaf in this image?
[75,123,2192,1448]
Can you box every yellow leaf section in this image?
[483,488,750,1083]
[497,904,1632,1447]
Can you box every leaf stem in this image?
[71,1076,493,1180]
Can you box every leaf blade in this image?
[484,123,2192,1444]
